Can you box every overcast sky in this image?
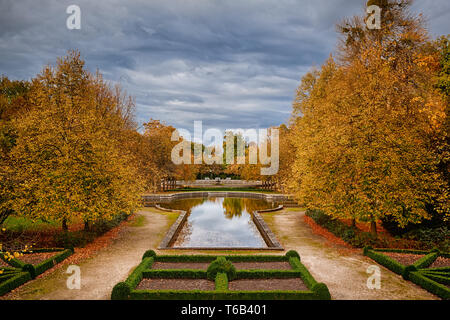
[1,0,449,133]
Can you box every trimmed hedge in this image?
[126,257,154,288]
[364,248,406,275]
[288,257,319,289]
[215,272,228,291]
[32,249,73,278]
[364,247,450,299]
[0,269,32,296]
[143,270,207,279]
[154,255,290,263]
[156,255,217,263]
[413,252,439,269]
[409,271,450,300]
[285,250,301,261]
[129,290,319,300]
[207,257,237,281]
[235,270,302,279]
[142,250,157,260]
[111,282,131,300]
[226,255,288,262]
[0,248,73,296]
[112,250,331,300]
[2,248,73,278]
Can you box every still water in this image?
[162,197,276,248]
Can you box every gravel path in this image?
[263,210,438,300]
[1,207,440,300]
[1,208,168,300]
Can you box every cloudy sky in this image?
[1,0,449,133]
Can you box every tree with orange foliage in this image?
[287,0,448,235]
[10,51,143,231]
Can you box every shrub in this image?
[307,209,448,250]
[402,265,418,280]
[21,264,36,279]
[215,272,228,291]
[111,282,131,300]
[206,257,236,281]
[285,250,300,261]
[142,250,157,260]
[311,282,331,300]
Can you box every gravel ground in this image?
[229,278,308,291]
[232,262,292,270]
[428,257,450,269]
[0,208,169,300]
[264,210,439,300]
[1,208,441,300]
[151,262,210,270]
[382,252,426,266]
[136,278,215,291]
[19,252,58,265]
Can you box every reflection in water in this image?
[162,197,275,248]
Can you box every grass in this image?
[285,207,306,212]
[1,213,129,249]
[129,215,146,227]
[2,216,62,232]
[142,207,179,226]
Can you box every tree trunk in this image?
[370,220,378,236]
[351,218,356,228]
[62,218,68,232]
[84,220,90,231]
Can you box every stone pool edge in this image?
[155,197,284,251]
[143,191,291,206]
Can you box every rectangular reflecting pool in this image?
[159,197,281,249]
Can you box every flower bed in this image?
[0,247,73,296]
[0,268,31,296]
[364,247,450,300]
[111,250,331,300]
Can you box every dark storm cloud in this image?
[0,0,449,132]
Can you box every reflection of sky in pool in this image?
[169,198,271,248]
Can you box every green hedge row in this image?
[112,250,331,300]
[409,271,450,300]
[235,270,302,279]
[288,257,318,288]
[364,247,450,299]
[371,248,431,255]
[215,272,228,291]
[364,248,406,275]
[126,257,154,288]
[128,290,318,300]
[152,254,289,263]
[32,249,73,278]
[1,248,73,278]
[0,270,31,296]
[413,252,439,269]
[0,248,73,296]
[142,270,207,279]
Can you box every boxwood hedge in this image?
[0,248,73,296]
[364,247,449,300]
[111,250,331,300]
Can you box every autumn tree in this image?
[10,51,143,231]
[287,0,448,234]
[0,77,30,225]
